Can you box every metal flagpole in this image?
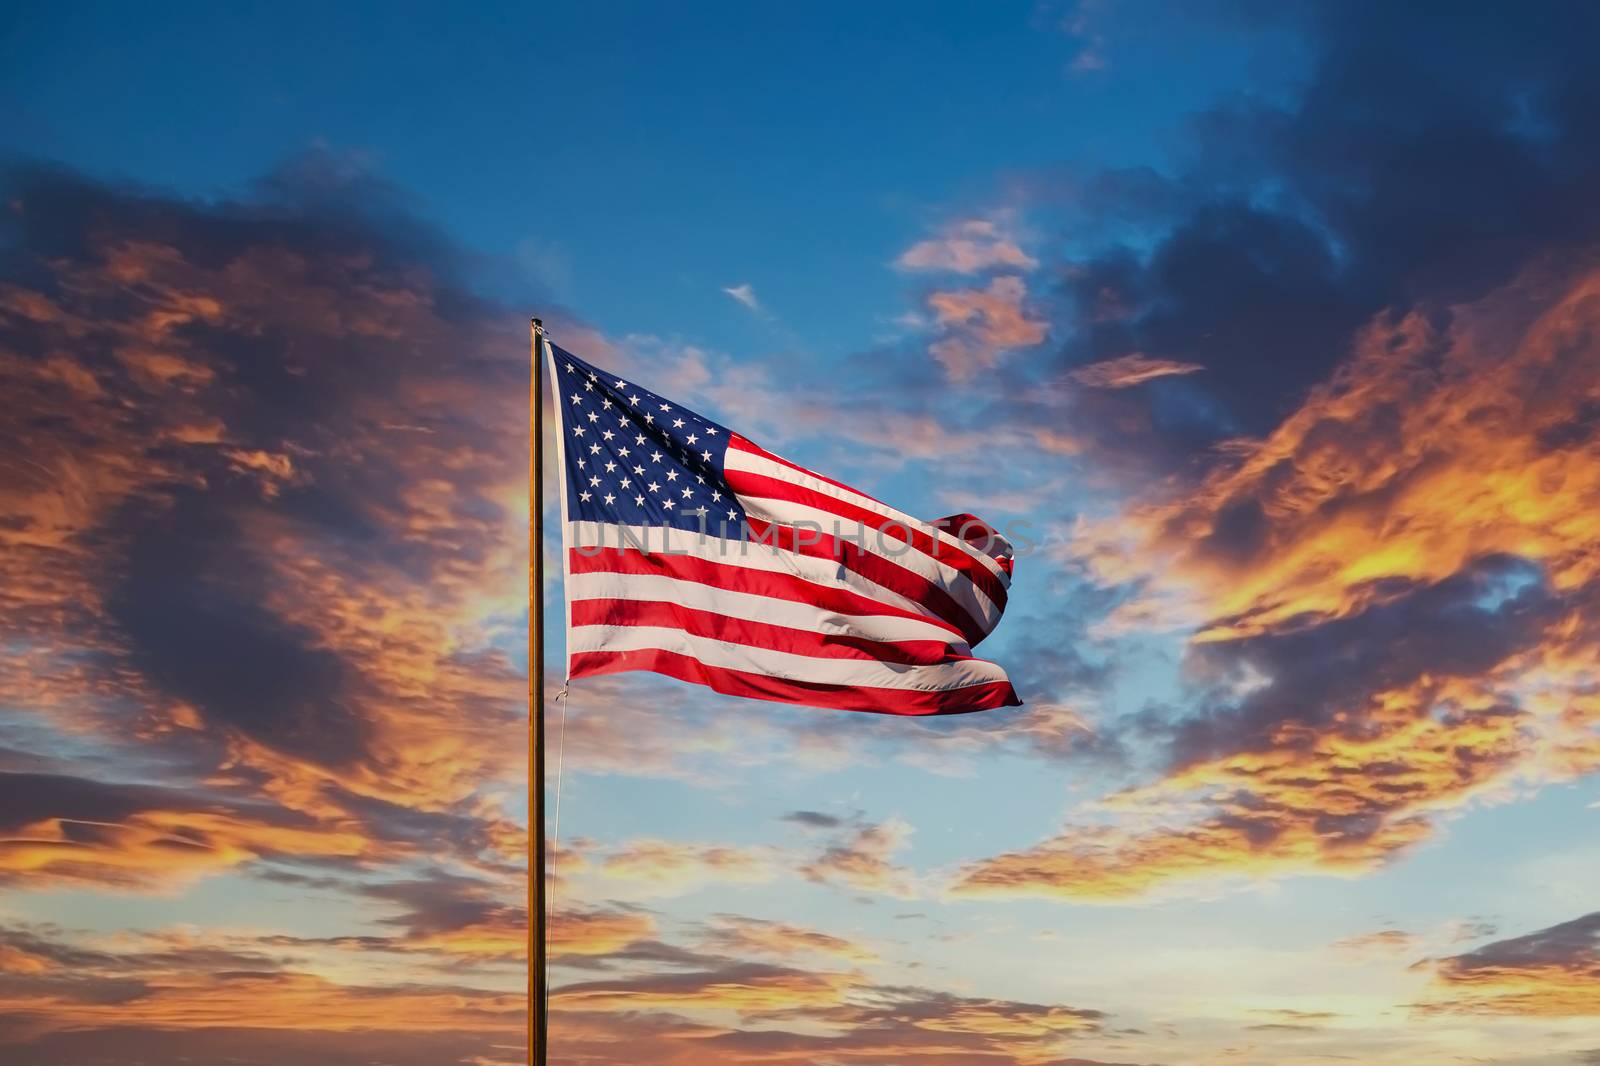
[529,317,548,1066]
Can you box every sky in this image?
[2,2,1598,1064]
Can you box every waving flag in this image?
[546,340,1020,715]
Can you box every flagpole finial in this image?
[532,316,543,331]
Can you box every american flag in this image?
[545,339,1020,715]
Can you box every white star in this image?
[579,490,591,502]
[700,450,712,461]
[659,403,671,412]
[569,393,582,405]
[681,487,693,498]
[587,371,598,381]
[618,447,630,458]
[613,378,627,388]
[604,460,617,473]
[650,450,664,463]
[602,429,615,440]
[565,362,575,372]
[603,493,616,505]
[588,476,600,487]
[695,474,704,484]
[727,509,738,520]
[663,498,675,509]
[572,426,585,437]
[711,490,721,502]
[704,426,718,435]
[647,481,661,493]
[586,411,599,423]
[685,433,697,444]
[644,413,654,424]
[634,494,645,506]
[584,380,595,392]
[628,394,641,405]
[633,464,645,475]
[694,507,707,517]
[601,398,612,410]
[634,434,646,446]
[672,418,685,429]
[620,477,631,488]
[665,470,679,482]
[618,415,629,427]
[588,443,601,455]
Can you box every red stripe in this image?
[571,598,969,666]
[729,434,886,506]
[935,513,1014,577]
[726,469,1010,613]
[743,519,988,647]
[570,648,1022,716]
[568,545,968,642]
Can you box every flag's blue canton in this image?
[551,343,746,536]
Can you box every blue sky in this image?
[2,3,1599,1064]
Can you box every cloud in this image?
[546,932,1110,1066]
[0,158,530,897]
[1416,911,1600,1017]
[1068,354,1203,389]
[957,258,1600,902]
[0,158,535,1055]
[595,838,786,897]
[897,219,1037,274]
[927,276,1048,381]
[0,771,382,890]
[550,906,658,958]
[701,915,878,965]
[0,922,523,1051]
[1333,929,1420,957]
[799,816,920,899]
[722,282,761,311]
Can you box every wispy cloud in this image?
[897,219,1037,274]
[1068,353,1204,389]
[721,282,762,311]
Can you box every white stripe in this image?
[725,445,1011,587]
[565,521,964,637]
[730,495,1003,635]
[567,570,968,649]
[567,626,1010,692]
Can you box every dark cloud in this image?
[0,1028,517,1066]
[1035,0,1600,458]
[0,155,530,882]
[1437,912,1600,977]
[1170,554,1561,765]
[781,810,846,830]
[1418,911,1600,1016]
[108,491,368,768]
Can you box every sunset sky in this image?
[3,2,1599,1064]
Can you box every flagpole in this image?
[529,317,548,1066]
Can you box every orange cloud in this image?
[962,261,1600,901]
[551,906,657,957]
[702,915,878,964]
[898,219,1038,274]
[597,838,785,896]
[800,817,920,899]
[0,921,523,1046]
[553,963,866,1016]
[1415,911,1600,1017]
[0,168,531,901]
[1333,929,1420,957]
[927,276,1047,380]
[1068,353,1204,389]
